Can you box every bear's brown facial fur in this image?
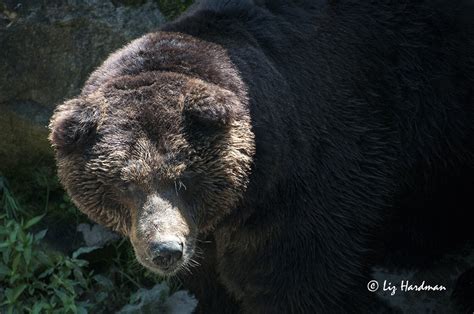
[50,58,255,275]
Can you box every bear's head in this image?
[49,36,255,275]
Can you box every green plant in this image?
[0,176,27,220]
[156,0,194,20]
[0,214,92,313]
[0,177,101,313]
[0,175,173,313]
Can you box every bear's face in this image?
[49,72,255,275]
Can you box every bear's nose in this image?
[150,241,183,268]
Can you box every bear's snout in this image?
[150,240,183,269]
[129,193,197,275]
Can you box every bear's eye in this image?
[116,181,136,193]
[174,179,187,193]
[176,171,201,194]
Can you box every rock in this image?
[117,283,198,314]
[163,290,199,314]
[77,223,120,247]
[0,0,166,176]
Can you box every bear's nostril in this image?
[150,241,183,268]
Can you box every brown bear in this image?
[49,0,474,312]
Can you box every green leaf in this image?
[55,289,68,304]
[11,254,21,273]
[28,284,35,294]
[0,264,11,276]
[3,247,11,264]
[9,273,20,285]
[61,279,76,294]
[73,259,88,268]
[36,250,51,265]
[18,228,26,243]
[77,305,88,314]
[12,285,27,301]
[10,284,27,302]
[4,288,13,302]
[35,229,48,242]
[24,245,32,265]
[67,302,77,313]
[93,274,113,290]
[96,291,108,303]
[39,267,54,279]
[72,246,100,259]
[15,243,24,252]
[9,231,17,244]
[31,281,47,291]
[73,268,88,288]
[32,301,45,314]
[24,215,44,229]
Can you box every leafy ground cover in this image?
[0,173,194,313]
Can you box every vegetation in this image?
[0,174,169,313]
[0,212,92,313]
[156,0,194,20]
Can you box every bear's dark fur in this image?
[50,0,474,312]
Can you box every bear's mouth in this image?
[131,238,196,276]
[138,256,184,276]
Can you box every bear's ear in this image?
[183,80,244,126]
[49,98,99,153]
